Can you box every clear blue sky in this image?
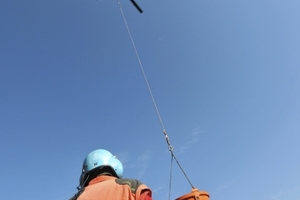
[1,0,300,199]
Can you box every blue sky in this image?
[1,0,300,199]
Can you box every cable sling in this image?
[117,0,195,197]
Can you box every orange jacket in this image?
[77,175,152,200]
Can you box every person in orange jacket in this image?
[69,149,152,200]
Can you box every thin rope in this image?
[117,0,194,190]
[168,154,173,200]
[117,0,165,131]
[171,152,194,188]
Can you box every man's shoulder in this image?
[115,178,144,193]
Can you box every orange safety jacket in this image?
[76,175,152,200]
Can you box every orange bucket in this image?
[175,188,210,200]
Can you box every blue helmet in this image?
[79,149,123,187]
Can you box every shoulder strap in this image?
[69,188,85,200]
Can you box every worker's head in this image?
[79,149,123,187]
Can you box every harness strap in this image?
[69,188,84,200]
